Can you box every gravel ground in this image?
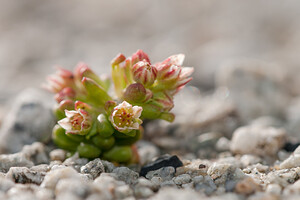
[1,61,300,199]
[2,1,300,199]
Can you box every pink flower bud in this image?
[109,101,142,133]
[154,54,194,92]
[132,61,157,87]
[162,54,185,66]
[54,87,76,103]
[111,53,126,66]
[152,92,174,112]
[131,49,150,65]
[58,109,92,135]
[43,67,75,93]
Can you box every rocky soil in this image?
[2,1,300,200]
[1,61,300,200]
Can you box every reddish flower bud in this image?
[152,92,174,112]
[43,67,75,93]
[111,53,126,66]
[75,62,109,90]
[153,54,194,92]
[132,61,157,87]
[54,87,76,103]
[131,49,150,65]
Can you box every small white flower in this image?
[58,109,92,135]
[109,101,143,133]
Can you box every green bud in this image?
[97,114,114,138]
[52,125,79,151]
[123,83,147,103]
[92,135,115,150]
[77,143,101,159]
[103,145,132,163]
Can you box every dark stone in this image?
[283,142,300,152]
[139,155,183,177]
[199,164,206,169]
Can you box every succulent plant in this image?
[44,50,194,164]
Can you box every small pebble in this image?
[172,174,191,185]
[49,149,66,162]
[80,158,104,179]
[112,167,139,185]
[146,166,175,181]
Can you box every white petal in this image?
[58,118,72,130]
[180,67,194,78]
[132,122,140,129]
[169,54,185,65]
[65,110,77,118]
[132,106,142,118]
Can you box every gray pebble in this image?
[135,177,155,190]
[182,182,194,189]
[134,186,154,198]
[102,160,116,173]
[30,164,50,173]
[49,149,66,162]
[41,167,81,190]
[146,166,175,181]
[56,192,82,200]
[0,88,55,154]
[55,178,93,199]
[151,187,202,199]
[112,167,139,185]
[160,180,176,187]
[21,142,49,165]
[6,167,45,185]
[151,176,163,190]
[0,152,33,173]
[115,185,133,199]
[194,175,217,195]
[63,153,89,172]
[0,177,14,192]
[225,180,237,192]
[173,174,191,185]
[80,158,104,179]
[192,175,204,184]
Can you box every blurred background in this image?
[1,0,300,103]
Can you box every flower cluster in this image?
[45,50,193,163]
